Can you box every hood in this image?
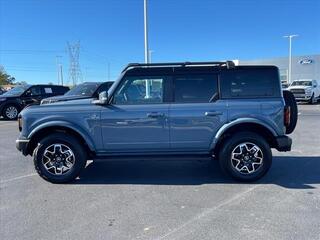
[288,86,312,90]
[0,95,17,102]
[41,95,91,104]
[44,97,94,106]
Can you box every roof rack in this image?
[121,61,235,73]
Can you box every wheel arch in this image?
[211,119,278,156]
[27,123,96,157]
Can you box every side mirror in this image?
[313,85,317,88]
[93,91,108,105]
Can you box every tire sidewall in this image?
[219,132,272,181]
[33,133,86,183]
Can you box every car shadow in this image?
[73,156,320,189]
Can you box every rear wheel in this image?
[219,132,272,182]
[33,133,87,183]
[3,104,19,120]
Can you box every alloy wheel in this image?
[231,142,263,174]
[5,106,18,119]
[42,144,75,175]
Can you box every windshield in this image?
[2,85,30,96]
[291,81,312,87]
[65,83,101,96]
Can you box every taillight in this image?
[284,106,291,127]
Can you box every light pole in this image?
[144,0,150,98]
[144,0,149,64]
[283,34,298,84]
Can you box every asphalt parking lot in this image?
[0,104,319,240]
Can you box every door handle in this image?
[205,111,222,116]
[147,112,165,118]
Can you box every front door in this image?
[100,75,170,153]
[21,86,43,106]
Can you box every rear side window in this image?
[173,75,218,103]
[52,86,68,94]
[220,68,280,98]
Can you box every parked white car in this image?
[288,79,320,104]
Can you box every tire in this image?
[219,132,272,182]
[283,90,298,134]
[308,93,316,104]
[2,104,19,120]
[33,133,87,183]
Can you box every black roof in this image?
[123,61,278,76]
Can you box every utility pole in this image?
[283,34,298,84]
[107,62,111,81]
[148,50,154,63]
[144,0,150,98]
[59,64,64,86]
[55,55,62,85]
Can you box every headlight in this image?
[0,98,6,102]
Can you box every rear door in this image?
[169,73,227,152]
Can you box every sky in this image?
[0,0,319,85]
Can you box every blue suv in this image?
[16,61,297,183]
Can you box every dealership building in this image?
[239,54,320,83]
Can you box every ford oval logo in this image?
[299,59,313,65]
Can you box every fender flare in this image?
[210,118,278,150]
[28,120,96,152]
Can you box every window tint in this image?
[28,86,41,96]
[220,68,280,98]
[114,76,164,105]
[174,75,218,103]
[52,86,68,94]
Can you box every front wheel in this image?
[309,94,316,104]
[33,133,87,183]
[3,104,19,120]
[219,132,272,182]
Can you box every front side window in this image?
[113,76,164,105]
[25,86,41,96]
[173,75,218,103]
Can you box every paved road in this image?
[0,104,319,240]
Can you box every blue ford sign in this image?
[299,59,313,65]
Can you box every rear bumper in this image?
[16,137,30,156]
[275,135,292,152]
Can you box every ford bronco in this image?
[16,61,297,183]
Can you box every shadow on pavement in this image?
[74,156,320,189]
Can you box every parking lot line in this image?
[0,122,17,127]
[156,184,260,240]
[0,173,37,184]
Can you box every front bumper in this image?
[16,137,30,156]
[292,94,312,101]
[275,135,292,152]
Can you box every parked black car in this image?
[0,84,69,120]
[40,81,114,105]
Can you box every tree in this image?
[0,66,16,85]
